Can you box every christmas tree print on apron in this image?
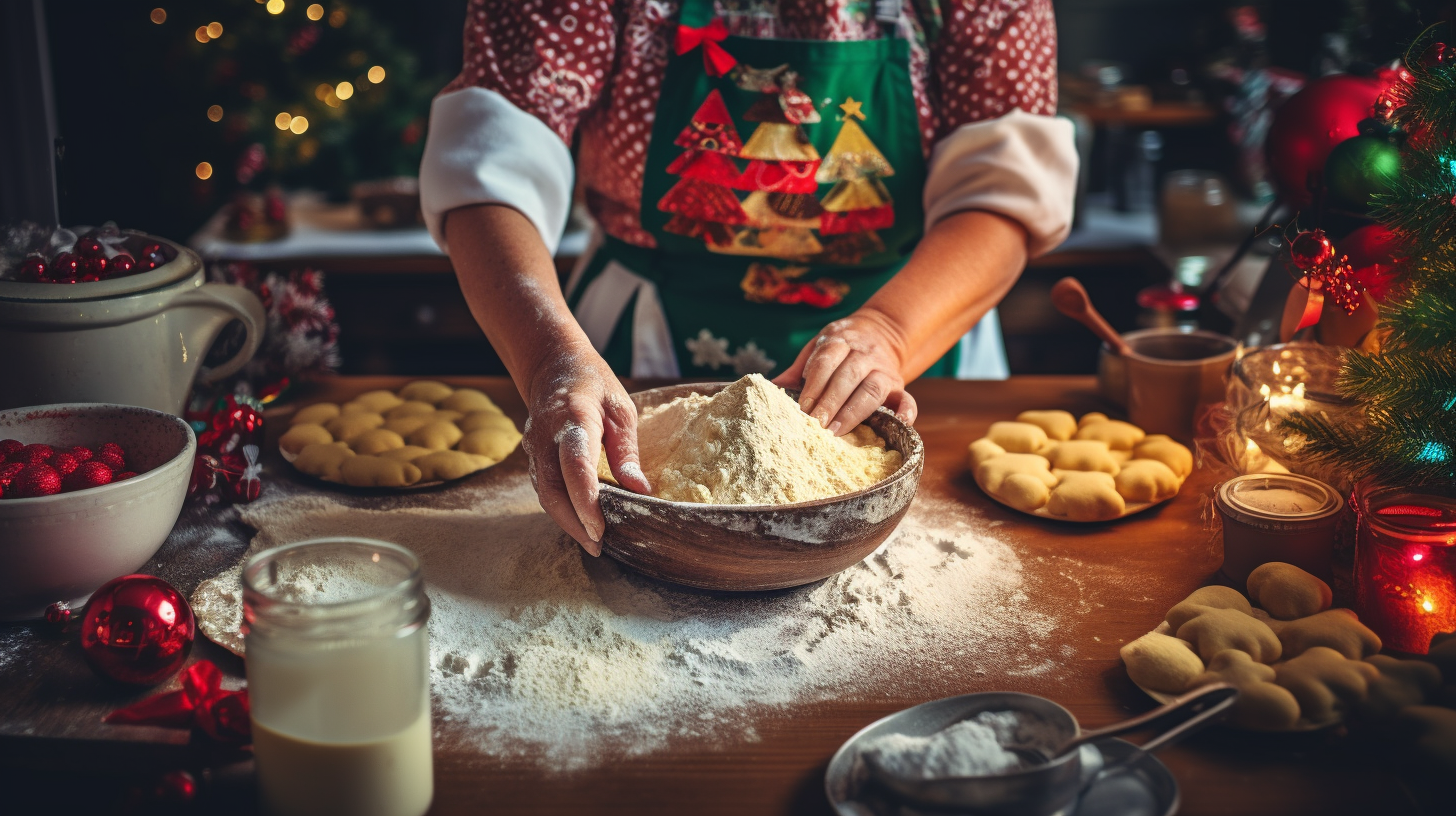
[569,0,960,378]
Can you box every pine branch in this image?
[1381,268,1456,350]
[1285,406,1456,487]
[1337,349,1456,414]
[1372,148,1456,252]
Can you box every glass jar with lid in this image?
[243,537,433,816]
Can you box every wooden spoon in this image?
[1051,277,1133,357]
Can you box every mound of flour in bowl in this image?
[637,374,902,504]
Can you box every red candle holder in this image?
[1353,480,1456,654]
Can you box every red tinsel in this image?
[105,660,251,745]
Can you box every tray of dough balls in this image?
[1122,563,1392,732]
[967,410,1193,522]
[278,380,522,489]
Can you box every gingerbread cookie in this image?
[1177,607,1281,663]
[1191,649,1301,730]
[1247,562,1332,620]
[1273,646,1378,723]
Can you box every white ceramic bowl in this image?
[0,404,195,620]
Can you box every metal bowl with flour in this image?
[598,382,924,592]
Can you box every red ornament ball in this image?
[68,445,94,462]
[44,600,73,628]
[0,462,24,498]
[50,452,79,477]
[1266,74,1391,207]
[1290,230,1335,270]
[109,253,136,276]
[48,252,80,283]
[64,461,114,492]
[10,464,62,498]
[18,256,46,282]
[80,574,195,685]
[153,769,198,806]
[0,438,23,459]
[14,443,53,464]
[96,449,127,471]
[77,255,109,282]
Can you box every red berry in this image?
[0,461,24,489]
[63,461,112,492]
[68,445,94,462]
[114,471,137,481]
[0,439,22,459]
[15,444,54,464]
[47,252,80,283]
[74,234,106,257]
[96,451,126,471]
[99,442,124,459]
[78,255,109,282]
[50,453,79,476]
[109,253,136,276]
[17,256,46,282]
[11,464,62,497]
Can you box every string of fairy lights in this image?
[147,3,388,182]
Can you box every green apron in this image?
[569,0,960,379]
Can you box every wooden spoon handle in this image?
[1051,277,1133,357]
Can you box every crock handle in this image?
[174,283,267,385]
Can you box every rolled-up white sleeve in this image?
[419,87,574,255]
[922,110,1079,257]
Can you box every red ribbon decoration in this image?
[675,18,738,77]
[105,661,252,745]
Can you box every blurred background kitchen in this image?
[3,0,1450,378]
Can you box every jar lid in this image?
[0,232,200,303]
[1217,473,1343,529]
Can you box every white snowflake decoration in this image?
[685,329,732,369]
[731,341,776,375]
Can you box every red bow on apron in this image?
[675,18,738,77]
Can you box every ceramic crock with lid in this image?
[0,232,264,416]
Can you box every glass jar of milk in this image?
[243,538,432,816]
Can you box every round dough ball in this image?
[430,409,464,424]
[1046,440,1119,474]
[459,428,522,461]
[280,423,332,455]
[1247,562,1333,620]
[413,450,489,482]
[968,438,1007,468]
[1134,435,1193,479]
[408,420,464,451]
[1078,412,1110,428]
[985,421,1048,454]
[1121,632,1205,694]
[1177,607,1282,663]
[398,380,454,404]
[1016,410,1078,442]
[344,389,404,413]
[459,411,517,434]
[1274,646,1379,723]
[1114,459,1181,503]
[291,402,340,427]
[377,445,432,463]
[440,388,498,413]
[350,428,406,456]
[1167,586,1253,631]
[294,442,355,482]
[386,400,437,420]
[339,455,422,488]
[384,414,437,437]
[975,453,1058,495]
[999,472,1052,512]
[325,411,385,443]
[1267,609,1381,660]
[1075,419,1146,451]
[1046,471,1126,521]
[1192,649,1301,730]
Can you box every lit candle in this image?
[1354,482,1456,654]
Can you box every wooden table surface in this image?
[0,376,1439,814]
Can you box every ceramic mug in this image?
[0,235,263,417]
[1098,328,1239,441]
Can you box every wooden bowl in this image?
[598,383,924,592]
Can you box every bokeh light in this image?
[315,83,332,101]
[195,162,213,180]
[206,22,223,38]
[207,105,224,122]
[289,116,309,134]
[149,8,166,24]
[329,9,347,27]
[266,0,285,15]
[275,112,293,130]
[195,26,210,43]
[367,65,386,83]
[306,3,324,21]
[335,81,354,100]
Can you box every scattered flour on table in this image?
[856,709,1057,779]
[194,471,1060,771]
[636,374,902,504]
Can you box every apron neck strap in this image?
[679,0,716,30]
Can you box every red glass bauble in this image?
[74,234,106,257]
[109,253,136,276]
[1290,230,1335,270]
[1341,223,1403,300]
[1266,74,1391,207]
[138,243,167,271]
[18,255,46,282]
[78,255,108,282]
[80,574,195,685]
[47,252,80,283]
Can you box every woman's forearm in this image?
[860,209,1029,378]
[443,203,591,398]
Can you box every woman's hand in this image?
[772,308,918,434]
[520,340,652,556]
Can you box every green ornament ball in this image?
[1324,135,1402,213]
